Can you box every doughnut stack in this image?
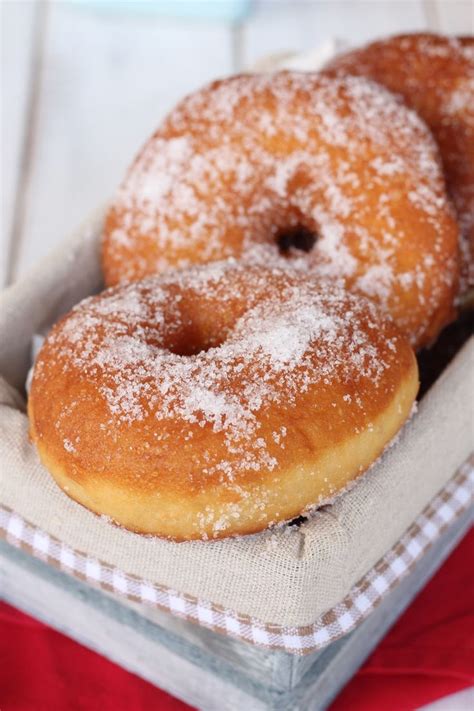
[29,33,472,540]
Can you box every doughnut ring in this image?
[103,72,459,349]
[324,33,474,301]
[29,260,418,540]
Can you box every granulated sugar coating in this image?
[103,71,460,349]
[29,260,419,540]
[323,33,474,297]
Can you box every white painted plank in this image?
[0,0,38,286]
[434,0,474,34]
[13,2,234,280]
[241,0,428,69]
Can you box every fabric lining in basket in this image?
[1,209,473,650]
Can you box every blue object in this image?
[71,0,252,22]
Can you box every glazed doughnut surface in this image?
[29,261,418,540]
[324,33,474,297]
[103,72,459,349]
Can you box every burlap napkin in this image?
[1,209,472,627]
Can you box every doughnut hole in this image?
[276,223,317,253]
[165,320,226,357]
[159,282,250,357]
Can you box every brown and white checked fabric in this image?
[1,460,472,655]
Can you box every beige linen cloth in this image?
[1,209,473,627]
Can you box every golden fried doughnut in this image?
[324,33,474,299]
[102,72,459,349]
[29,261,418,540]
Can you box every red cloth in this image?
[1,529,473,711]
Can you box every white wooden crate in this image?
[1,504,471,710]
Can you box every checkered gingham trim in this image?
[1,458,472,655]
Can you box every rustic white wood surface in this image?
[2,0,473,285]
[1,0,38,285]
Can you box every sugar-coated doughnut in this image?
[323,33,474,300]
[29,260,418,540]
[103,72,459,349]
